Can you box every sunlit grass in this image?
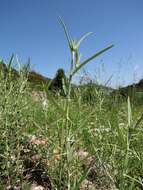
[0,19,143,190]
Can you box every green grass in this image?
[0,64,143,190]
[0,18,143,190]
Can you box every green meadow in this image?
[0,18,143,190]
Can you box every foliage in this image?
[1,18,143,190]
[0,64,143,189]
[48,68,67,95]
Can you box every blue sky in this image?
[0,0,143,88]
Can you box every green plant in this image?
[1,17,143,190]
[49,68,67,95]
[53,16,114,190]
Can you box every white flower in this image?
[42,99,48,109]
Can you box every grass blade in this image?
[76,32,93,48]
[71,45,114,76]
[58,16,72,50]
[7,54,14,70]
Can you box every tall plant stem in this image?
[64,50,75,190]
[58,17,113,189]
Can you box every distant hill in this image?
[130,79,143,91]
[112,79,143,98]
[0,61,68,94]
[0,61,51,89]
[27,70,51,89]
[78,82,114,95]
[2,60,143,99]
[0,61,115,94]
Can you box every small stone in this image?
[75,149,89,160]
[80,179,96,190]
[30,184,45,190]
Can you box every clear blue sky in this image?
[0,0,143,88]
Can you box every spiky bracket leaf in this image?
[58,16,72,50]
[59,17,114,77]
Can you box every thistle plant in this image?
[58,16,114,190]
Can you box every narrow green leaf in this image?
[7,54,14,70]
[134,112,143,128]
[74,167,91,190]
[62,77,67,96]
[71,45,114,76]
[104,74,113,86]
[16,55,21,73]
[76,32,93,48]
[127,96,132,127]
[58,16,72,50]
[123,174,143,187]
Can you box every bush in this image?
[48,68,67,96]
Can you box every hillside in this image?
[0,61,114,94]
[112,79,143,98]
[0,60,51,89]
[1,60,143,98]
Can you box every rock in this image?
[30,184,45,190]
[75,149,89,160]
[80,179,96,190]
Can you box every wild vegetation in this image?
[0,18,143,190]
